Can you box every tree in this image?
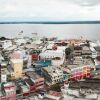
[65,47,72,59]
[65,48,71,56]
[50,83,61,92]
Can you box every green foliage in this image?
[65,48,71,56]
[50,83,61,92]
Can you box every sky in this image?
[0,0,100,21]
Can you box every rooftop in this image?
[25,78,34,86]
[26,71,44,81]
[11,59,23,63]
[34,60,51,66]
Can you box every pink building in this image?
[10,51,21,59]
[70,66,91,80]
[3,82,16,100]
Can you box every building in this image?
[0,53,4,63]
[95,56,100,70]
[0,83,6,100]
[70,65,91,80]
[33,59,52,74]
[90,42,100,58]
[14,38,27,45]
[29,49,41,61]
[0,40,12,50]
[73,46,82,56]
[39,49,64,59]
[10,49,28,60]
[24,78,35,93]
[45,91,62,100]
[15,79,30,97]
[10,59,23,79]
[42,66,63,85]
[26,71,45,91]
[82,46,92,57]
[2,82,16,100]
[1,62,8,82]
[61,80,100,100]
[39,49,65,66]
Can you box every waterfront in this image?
[0,24,100,40]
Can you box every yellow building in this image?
[11,59,23,79]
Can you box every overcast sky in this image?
[0,0,100,21]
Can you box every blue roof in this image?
[35,60,51,67]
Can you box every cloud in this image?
[0,0,100,21]
[70,0,100,6]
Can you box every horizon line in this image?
[0,21,100,24]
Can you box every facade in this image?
[16,80,30,97]
[0,40,12,49]
[45,91,62,100]
[73,46,82,56]
[90,42,100,58]
[39,49,65,60]
[26,71,45,91]
[14,38,26,45]
[10,59,23,79]
[1,62,8,82]
[25,78,35,93]
[33,59,52,74]
[3,82,16,100]
[42,66,63,85]
[0,83,6,100]
[10,49,28,60]
[39,49,65,66]
[29,49,41,61]
[82,46,92,56]
[95,56,100,70]
[70,66,91,80]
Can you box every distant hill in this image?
[0,21,100,24]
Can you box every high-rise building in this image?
[11,59,23,79]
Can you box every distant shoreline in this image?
[0,21,100,24]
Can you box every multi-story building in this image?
[1,62,8,82]
[29,49,41,61]
[0,83,6,100]
[70,65,91,80]
[95,56,100,70]
[3,82,16,100]
[24,78,35,93]
[82,46,92,57]
[42,66,63,85]
[33,59,52,73]
[14,38,27,45]
[0,40,12,50]
[39,49,65,66]
[73,46,82,56]
[26,71,45,91]
[10,59,23,79]
[15,80,30,97]
[90,42,100,58]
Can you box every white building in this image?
[90,41,100,58]
[39,49,65,66]
[0,40,12,49]
[42,66,63,85]
[14,38,27,45]
[61,84,80,98]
